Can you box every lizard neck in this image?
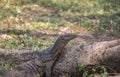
[50,38,67,57]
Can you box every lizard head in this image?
[58,34,78,43]
[52,34,78,49]
[50,34,78,58]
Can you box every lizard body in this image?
[40,34,78,77]
[3,34,78,77]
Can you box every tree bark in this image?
[0,39,120,77]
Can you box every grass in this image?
[0,0,119,75]
[77,62,108,77]
[0,59,13,72]
[0,34,58,50]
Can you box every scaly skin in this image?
[42,34,78,77]
[3,34,77,77]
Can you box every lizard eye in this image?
[61,38,64,40]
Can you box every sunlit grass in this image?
[0,35,57,50]
[0,0,119,50]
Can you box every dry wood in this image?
[0,39,120,77]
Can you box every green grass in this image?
[0,0,119,74]
[0,0,119,34]
[77,62,108,77]
[0,0,119,51]
[0,35,57,50]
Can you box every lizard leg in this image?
[46,62,52,77]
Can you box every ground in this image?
[0,0,119,74]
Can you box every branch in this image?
[0,39,120,77]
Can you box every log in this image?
[0,49,43,65]
[0,39,120,77]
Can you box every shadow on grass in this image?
[0,29,30,35]
[94,13,120,37]
[0,28,59,38]
[99,0,120,11]
[29,32,59,38]
[0,7,19,21]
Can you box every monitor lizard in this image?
[41,34,78,77]
[3,34,78,77]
